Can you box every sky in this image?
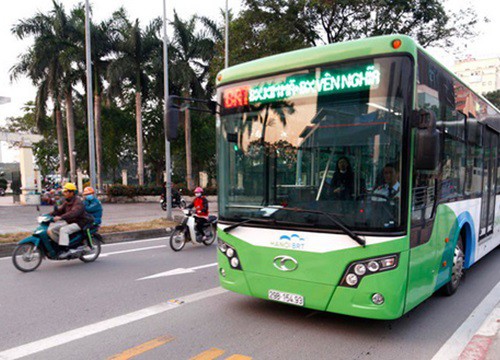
[0,0,499,162]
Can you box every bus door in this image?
[479,129,498,240]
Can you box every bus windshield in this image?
[217,55,412,233]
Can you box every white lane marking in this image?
[137,262,218,280]
[432,280,500,360]
[100,245,166,257]
[0,287,227,360]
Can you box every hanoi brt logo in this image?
[270,234,305,250]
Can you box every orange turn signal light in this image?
[442,261,447,267]
[392,39,402,49]
[445,238,449,243]
[217,74,223,82]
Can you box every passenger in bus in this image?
[373,163,400,201]
[328,156,354,200]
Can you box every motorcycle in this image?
[161,188,187,211]
[169,209,218,251]
[12,214,102,272]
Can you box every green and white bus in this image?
[213,35,500,319]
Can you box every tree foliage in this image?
[484,90,500,109]
[222,0,483,66]
[8,0,484,188]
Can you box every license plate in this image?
[268,290,304,306]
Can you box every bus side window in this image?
[465,120,483,196]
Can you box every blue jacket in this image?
[84,197,103,225]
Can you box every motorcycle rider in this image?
[48,183,93,256]
[83,187,103,226]
[186,187,209,242]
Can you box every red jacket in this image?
[189,196,209,217]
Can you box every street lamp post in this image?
[163,0,173,220]
[225,0,229,69]
[85,0,97,189]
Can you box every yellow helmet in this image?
[63,182,77,192]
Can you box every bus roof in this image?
[216,34,500,116]
[216,35,417,86]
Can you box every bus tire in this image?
[442,235,465,296]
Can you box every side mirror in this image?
[412,110,440,170]
[166,96,180,141]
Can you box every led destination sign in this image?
[223,65,381,109]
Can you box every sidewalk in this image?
[0,199,218,234]
[460,301,500,360]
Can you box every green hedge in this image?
[106,184,217,198]
[106,185,163,198]
[0,178,7,190]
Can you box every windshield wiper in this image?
[269,207,366,247]
[223,217,277,234]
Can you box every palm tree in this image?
[72,6,116,190]
[11,1,73,181]
[108,9,162,185]
[169,12,217,190]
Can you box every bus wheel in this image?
[442,236,465,296]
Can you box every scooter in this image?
[169,209,217,251]
[161,189,187,211]
[12,214,103,272]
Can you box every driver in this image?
[48,183,94,253]
[373,163,400,201]
[186,187,209,242]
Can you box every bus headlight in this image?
[354,264,367,276]
[346,274,358,286]
[218,240,242,270]
[218,239,228,253]
[230,257,240,268]
[340,254,399,288]
[367,260,380,272]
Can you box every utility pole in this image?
[163,0,173,220]
[225,0,229,69]
[85,0,96,189]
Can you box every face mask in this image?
[195,193,202,197]
[86,195,94,201]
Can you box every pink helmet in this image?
[194,187,203,193]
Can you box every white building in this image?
[454,56,500,95]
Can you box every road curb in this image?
[459,302,500,360]
[0,228,172,257]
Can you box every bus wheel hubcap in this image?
[451,245,464,287]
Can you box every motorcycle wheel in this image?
[170,228,186,251]
[179,200,187,209]
[203,224,217,246]
[79,234,102,263]
[161,201,166,211]
[12,244,43,272]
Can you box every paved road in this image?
[0,198,218,234]
[0,238,498,359]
